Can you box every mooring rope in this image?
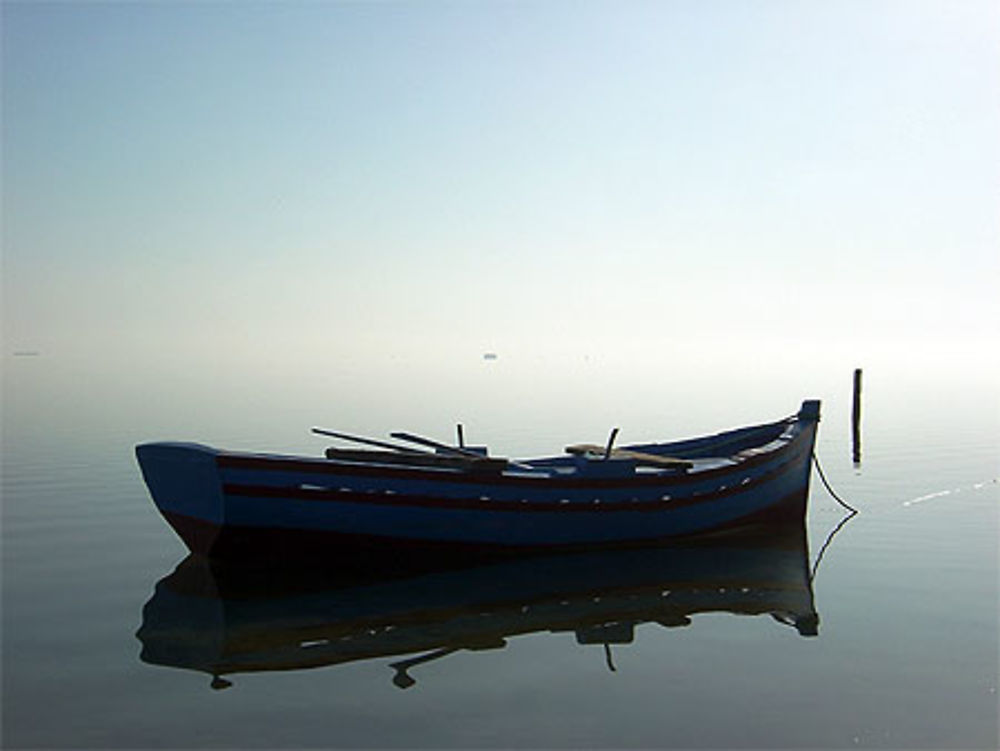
[808,450,859,581]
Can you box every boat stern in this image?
[136,442,226,554]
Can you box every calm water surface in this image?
[2,350,997,749]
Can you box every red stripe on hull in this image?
[162,489,808,565]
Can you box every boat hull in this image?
[158,487,809,563]
[136,401,820,561]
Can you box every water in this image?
[2,347,997,749]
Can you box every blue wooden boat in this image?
[135,400,820,560]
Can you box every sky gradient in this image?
[3,1,998,375]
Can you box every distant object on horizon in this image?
[483,352,498,360]
[12,351,41,357]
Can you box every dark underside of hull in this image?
[162,489,809,573]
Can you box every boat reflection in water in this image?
[137,513,818,690]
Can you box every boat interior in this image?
[315,416,797,479]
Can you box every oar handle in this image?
[390,431,488,459]
[311,428,429,454]
[604,427,620,460]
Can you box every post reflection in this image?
[137,521,818,690]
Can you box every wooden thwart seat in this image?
[564,444,693,470]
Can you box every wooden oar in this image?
[389,431,490,459]
[311,428,430,454]
[390,431,540,473]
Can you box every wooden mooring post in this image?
[851,368,863,466]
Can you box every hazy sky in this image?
[3,1,998,370]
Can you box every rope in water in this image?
[809,508,855,582]
[812,451,860,514]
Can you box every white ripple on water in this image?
[901,478,999,507]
